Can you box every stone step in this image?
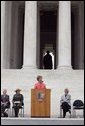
[1,118,84,125]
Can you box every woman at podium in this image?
[34,75,46,89]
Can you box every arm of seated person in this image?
[60,96,64,105]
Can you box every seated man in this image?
[12,89,24,117]
[1,89,10,117]
[34,75,46,89]
[60,88,71,118]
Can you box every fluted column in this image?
[1,1,6,68]
[23,1,37,69]
[58,1,72,69]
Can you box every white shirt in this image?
[60,94,71,106]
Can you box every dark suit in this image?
[12,93,24,117]
[43,54,53,69]
[1,94,10,108]
[1,95,10,117]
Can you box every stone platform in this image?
[1,69,84,117]
[1,118,84,125]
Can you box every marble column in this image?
[1,1,5,68]
[23,1,37,69]
[58,1,72,69]
[1,2,12,69]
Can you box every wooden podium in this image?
[31,89,51,117]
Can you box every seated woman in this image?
[34,75,46,89]
[1,89,10,117]
[12,89,24,117]
[60,88,71,118]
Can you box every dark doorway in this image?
[40,10,57,69]
[71,5,84,69]
[17,7,25,69]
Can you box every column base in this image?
[22,65,37,70]
[57,65,72,70]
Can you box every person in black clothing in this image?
[1,89,10,117]
[43,51,53,69]
[12,89,24,117]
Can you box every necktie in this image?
[65,94,67,97]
